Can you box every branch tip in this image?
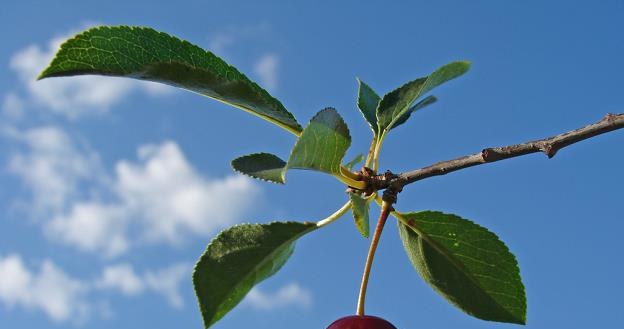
[373,112,623,191]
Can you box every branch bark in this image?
[374,113,624,190]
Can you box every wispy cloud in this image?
[254,53,279,92]
[207,25,280,92]
[207,23,271,57]
[4,125,103,215]
[6,26,173,120]
[143,263,190,308]
[2,92,25,120]
[97,262,190,308]
[245,282,313,311]
[208,32,236,56]
[0,254,190,323]
[96,263,145,296]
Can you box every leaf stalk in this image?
[356,200,392,316]
[316,201,352,228]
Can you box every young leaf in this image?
[287,108,351,175]
[344,153,364,171]
[377,61,470,132]
[356,78,381,134]
[231,153,286,184]
[397,211,526,324]
[193,221,317,328]
[390,95,437,130]
[349,193,370,237]
[38,26,302,134]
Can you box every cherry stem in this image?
[356,201,392,316]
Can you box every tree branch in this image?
[374,113,623,189]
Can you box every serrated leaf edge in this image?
[193,221,316,327]
[376,61,470,132]
[38,25,303,134]
[285,107,352,175]
[231,152,287,184]
[396,210,526,324]
[375,77,427,133]
[348,193,372,238]
[356,77,381,134]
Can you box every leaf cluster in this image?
[40,26,526,327]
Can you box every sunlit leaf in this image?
[231,153,286,184]
[397,211,526,324]
[377,61,469,132]
[194,221,317,328]
[356,78,381,134]
[39,26,302,133]
[287,108,351,175]
[349,193,370,237]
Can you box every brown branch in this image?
[373,113,624,189]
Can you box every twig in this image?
[372,113,623,189]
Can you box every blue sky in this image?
[1,1,623,328]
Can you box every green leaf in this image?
[231,153,286,184]
[377,61,470,132]
[344,153,364,171]
[38,26,302,134]
[391,95,437,130]
[193,221,316,328]
[349,193,370,237]
[356,78,381,134]
[287,107,351,175]
[397,211,526,324]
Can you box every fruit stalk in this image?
[356,201,392,315]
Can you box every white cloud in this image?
[0,254,89,323]
[115,141,259,244]
[144,263,190,308]
[6,126,259,256]
[97,262,189,308]
[46,140,258,254]
[7,28,172,119]
[254,53,279,91]
[5,126,101,215]
[48,203,129,257]
[0,255,190,323]
[96,263,145,296]
[245,282,312,311]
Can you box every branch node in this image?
[482,148,505,161]
[360,169,398,195]
[356,167,377,196]
[481,148,490,160]
[543,143,558,158]
[381,188,398,206]
[381,176,403,206]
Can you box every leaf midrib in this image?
[184,87,302,136]
[382,76,432,134]
[203,223,316,326]
[38,26,303,135]
[396,213,519,321]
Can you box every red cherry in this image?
[326,315,397,329]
